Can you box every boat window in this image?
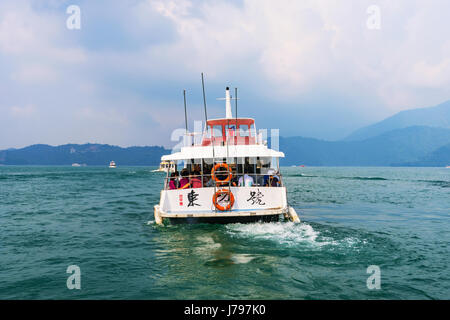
[204,126,212,138]
[271,157,279,170]
[203,158,214,166]
[226,157,236,172]
[239,124,249,137]
[225,124,237,137]
[212,125,223,137]
[250,124,256,137]
[235,157,244,175]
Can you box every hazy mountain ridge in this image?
[278,126,450,166]
[0,144,170,166]
[395,143,450,167]
[1,126,450,166]
[344,100,450,141]
[2,108,450,167]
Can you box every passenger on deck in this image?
[179,169,190,189]
[238,166,254,187]
[238,174,254,187]
[168,171,179,189]
[230,173,239,187]
[264,169,280,187]
[204,174,215,187]
[199,164,214,187]
[190,171,202,188]
[193,164,201,173]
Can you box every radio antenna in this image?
[183,89,188,134]
[201,73,208,122]
[201,73,217,212]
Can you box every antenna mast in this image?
[201,73,217,212]
[201,73,208,122]
[183,89,188,134]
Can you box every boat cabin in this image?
[201,118,257,146]
[164,155,282,190]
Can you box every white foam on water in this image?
[195,236,261,264]
[196,235,222,246]
[195,235,222,253]
[231,253,257,264]
[226,222,361,249]
[226,222,319,246]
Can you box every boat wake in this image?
[225,222,364,249]
[194,235,259,266]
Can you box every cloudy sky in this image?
[1,0,450,149]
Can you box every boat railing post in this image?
[201,160,203,188]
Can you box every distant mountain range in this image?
[395,143,450,167]
[0,144,169,166]
[1,100,449,167]
[275,100,450,166]
[278,126,450,166]
[344,100,450,141]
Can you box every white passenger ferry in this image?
[154,87,299,225]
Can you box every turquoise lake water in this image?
[0,166,448,299]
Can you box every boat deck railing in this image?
[182,131,265,147]
[164,173,283,190]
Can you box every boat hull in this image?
[166,214,281,225]
[154,187,300,225]
[153,204,298,225]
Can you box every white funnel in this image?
[225,87,232,119]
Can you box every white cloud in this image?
[10,104,36,117]
[11,64,59,84]
[408,59,450,88]
[142,0,450,108]
[0,1,87,85]
[75,106,130,127]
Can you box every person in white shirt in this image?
[238,174,254,187]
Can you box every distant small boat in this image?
[109,161,117,168]
[299,165,305,167]
[72,163,81,167]
[446,165,450,168]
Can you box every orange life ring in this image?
[212,189,235,211]
[211,163,232,185]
